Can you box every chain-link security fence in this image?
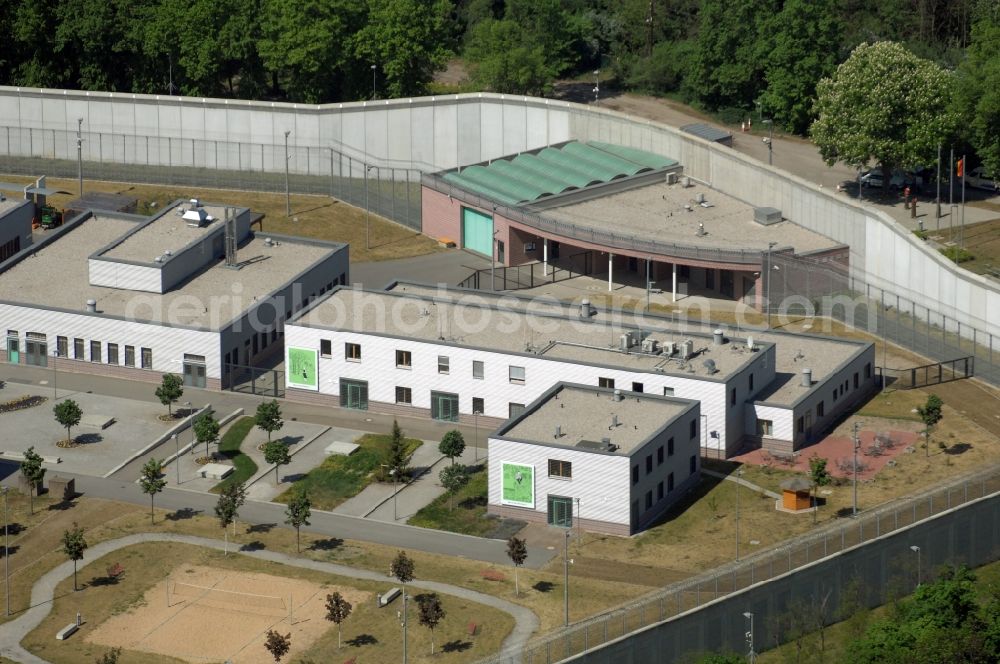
[0,125,423,230]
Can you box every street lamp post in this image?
[735,468,742,561]
[852,421,861,516]
[743,611,756,663]
[910,545,921,586]
[173,434,180,485]
[564,529,571,626]
[765,241,777,328]
[365,165,376,251]
[762,119,773,166]
[371,64,377,100]
[398,591,408,664]
[284,130,291,217]
[382,465,398,520]
[76,118,84,196]
[490,205,499,291]
[593,70,600,105]
[3,486,9,616]
[51,349,59,399]
[473,410,480,462]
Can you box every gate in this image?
[224,363,284,398]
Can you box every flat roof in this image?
[0,197,23,216]
[502,384,695,455]
[534,181,840,254]
[0,214,337,329]
[681,123,732,143]
[101,201,232,262]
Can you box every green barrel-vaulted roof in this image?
[439,140,677,206]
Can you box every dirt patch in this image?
[87,564,369,664]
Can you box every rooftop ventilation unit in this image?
[554,425,562,439]
[601,437,615,452]
[662,341,677,356]
[702,359,718,374]
[754,207,782,225]
[85,299,96,313]
[695,192,705,204]
[223,206,239,269]
[611,414,620,428]
[613,389,623,402]
[182,206,210,227]
[713,329,725,345]
[801,368,813,387]
[697,222,707,236]
[667,172,679,185]
[746,336,756,351]
[641,338,659,354]
[579,298,595,319]
[683,176,692,188]
[681,339,695,360]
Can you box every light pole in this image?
[283,130,292,217]
[910,545,921,586]
[382,465,398,520]
[51,348,59,399]
[765,241,777,328]
[743,611,756,663]
[564,529,571,626]
[76,118,84,196]
[936,143,942,222]
[735,467,742,561]
[852,421,861,517]
[592,70,600,105]
[365,165,376,251]
[762,119,773,166]
[3,486,9,616]
[371,64,377,100]
[398,591,408,664]
[173,434,180,484]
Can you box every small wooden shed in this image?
[780,477,813,511]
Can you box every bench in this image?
[378,587,401,607]
[323,441,360,457]
[107,563,125,581]
[480,569,506,582]
[468,621,478,637]
[198,463,234,480]
[56,623,79,640]
[1,451,62,464]
[80,414,115,430]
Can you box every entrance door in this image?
[430,391,459,422]
[461,207,494,256]
[6,335,19,364]
[24,337,47,367]
[339,379,369,410]
[183,354,207,388]
[547,495,573,527]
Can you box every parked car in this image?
[860,169,924,191]
[967,166,998,192]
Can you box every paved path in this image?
[702,468,781,500]
[0,533,539,664]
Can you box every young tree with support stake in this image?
[139,458,167,524]
[917,394,944,458]
[438,429,466,465]
[417,593,446,654]
[53,398,82,445]
[439,463,469,510]
[263,630,290,662]
[215,483,241,555]
[284,488,311,553]
[808,455,831,524]
[61,522,88,591]
[264,441,291,485]
[155,374,184,418]
[391,550,415,661]
[255,399,284,442]
[193,412,220,459]
[506,536,528,596]
[20,446,45,515]
[324,591,353,650]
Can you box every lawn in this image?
[0,174,441,263]
[273,433,422,510]
[409,463,500,537]
[211,416,257,493]
[856,389,925,421]
[22,541,514,664]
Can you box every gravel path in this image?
[0,533,539,664]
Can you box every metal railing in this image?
[458,252,594,291]
[475,462,1000,664]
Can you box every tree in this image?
[215,483,241,555]
[155,373,184,418]
[953,16,1000,178]
[811,41,957,187]
[61,522,88,591]
[324,591,353,650]
[284,488,311,553]
[917,394,944,458]
[255,399,283,443]
[94,647,122,664]
[20,446,45,515]
[264,441,291,486]
[193,412,221,459]
[439,464,469,511]
[506,536,527,596]
[139,457,167,524]
[53,398,82,444]
[263,629,291,663]
[383,419,409,478]
[465,19,553,95]
[808,455,831,523]
[693,654,745,664]
[417,593,446,654]
[439,430,466,464]
[391,550,415,585]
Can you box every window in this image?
[430,391,459,422]
[832,389,837,403]
[396,350,411,368]
[797,416,805,433]
[599,377,615,389]
[689,455,697,475]
[657,482,664,500]
[74,338,85,359]
[548,459,572,478]
[757,419,773,436]
[749,373,755,391]
[107,343,119,365]
[125,345,135,367]
[141,347,152,369]
[853,372,859,389]
[730,388,736,406]
[817,401,825,417]
[668,472,675,492]
[90,340,101,362]
[645,454,653,474]
[689,419,698,440]
[865,363,872,379]
[632,465,639,486]
[509,403,525,418]
[645,491,653,510]
[56,336,68,358]
[473,360,484,379]
[509,365,525,384]
[320,339,332,357]
[668,437,675,456]
[340,379,369,410]
[632,381,644,393]
[395,386,412,405]
[438,355,450,374]
[706,269,715,290]
[657,446,664,465]
[472,397,485,414]
[345,342,361,361]
[663,387,674,397]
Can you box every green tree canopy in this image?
[139,457,167,524]
[61,522,88,591]
[438,430,466,464]
[53,398,83,444]
[506,535,527,596]
[264,441,291,485]
[953,15,1000,177]
[465,19,552,95]
[417,592,446,654]
[20,446,46,514]
[193,412,221,459]
[155,374,184,417]
[325,591,353,649]
[811,41,957,180]
[439,463,469,510]
[284,488,312,553]
[255,400,284,442]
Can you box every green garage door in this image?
[462,207,494,257]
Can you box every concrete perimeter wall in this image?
[1,86,997,338]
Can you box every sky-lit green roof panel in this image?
[588,141,679,170]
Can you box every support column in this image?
[672,263,678,303]
[608,253,614,291]
[543,238,548,276]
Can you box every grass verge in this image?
[409,463,520,538]
[273,433,422,510]
[211,416,257,493]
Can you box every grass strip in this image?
[409,464,494,536]
[211,416,257,493]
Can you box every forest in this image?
[0,0,996,170]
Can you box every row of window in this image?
[598,377,677,397]
[328,341,527,384]
[632,450,696,486]
[757,363,873,439]
[56,336,152,369]
[632,472,679,522]
[340,377,526,421]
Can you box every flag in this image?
[957,158,964,178]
